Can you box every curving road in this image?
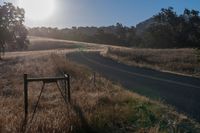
[68,52,200,122]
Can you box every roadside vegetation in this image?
[103,47,200,77]
[0,53,200,133]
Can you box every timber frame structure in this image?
[23,74,71,121]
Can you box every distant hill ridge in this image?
[136,17,156,35]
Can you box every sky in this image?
[1,0,200,28]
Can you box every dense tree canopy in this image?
[143,7,200,48]
[0,2,29,59]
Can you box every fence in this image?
[23,73,70,123]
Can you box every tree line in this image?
[1,2,200,53]
[29,7,200,49]
[29,23,136,47]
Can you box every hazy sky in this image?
[1,0,200,28]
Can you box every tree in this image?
[177,9,200,47]
[144,7,200,48]
[155,7,179,26]
[0,2,29,59]
[126,26,141,47]
[115,23,129,45]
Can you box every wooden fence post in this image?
[93,72,96,87]
[24,74,28,121]
[64,79,67,102]
[23,74,71,120]
[67,74,71,103]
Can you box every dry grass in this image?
[28,37,82,51]
[27,36,105,52]
[0,52,200,133]
[103,47,200,77]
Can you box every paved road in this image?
[68,52,200,122]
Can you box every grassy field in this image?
[103,47,200,77]
[1,37,200,132]
[0,50,200,133]
[28,36,86,51]
[27,36,106,51]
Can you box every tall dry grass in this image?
[104,47,200,77]
[0,53,199,133]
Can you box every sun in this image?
[18,0,55,21]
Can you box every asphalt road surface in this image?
[68,52,200,122]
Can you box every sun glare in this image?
[18,0,55,21]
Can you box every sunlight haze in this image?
[1,0,200,28]
[18,0,55,21]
